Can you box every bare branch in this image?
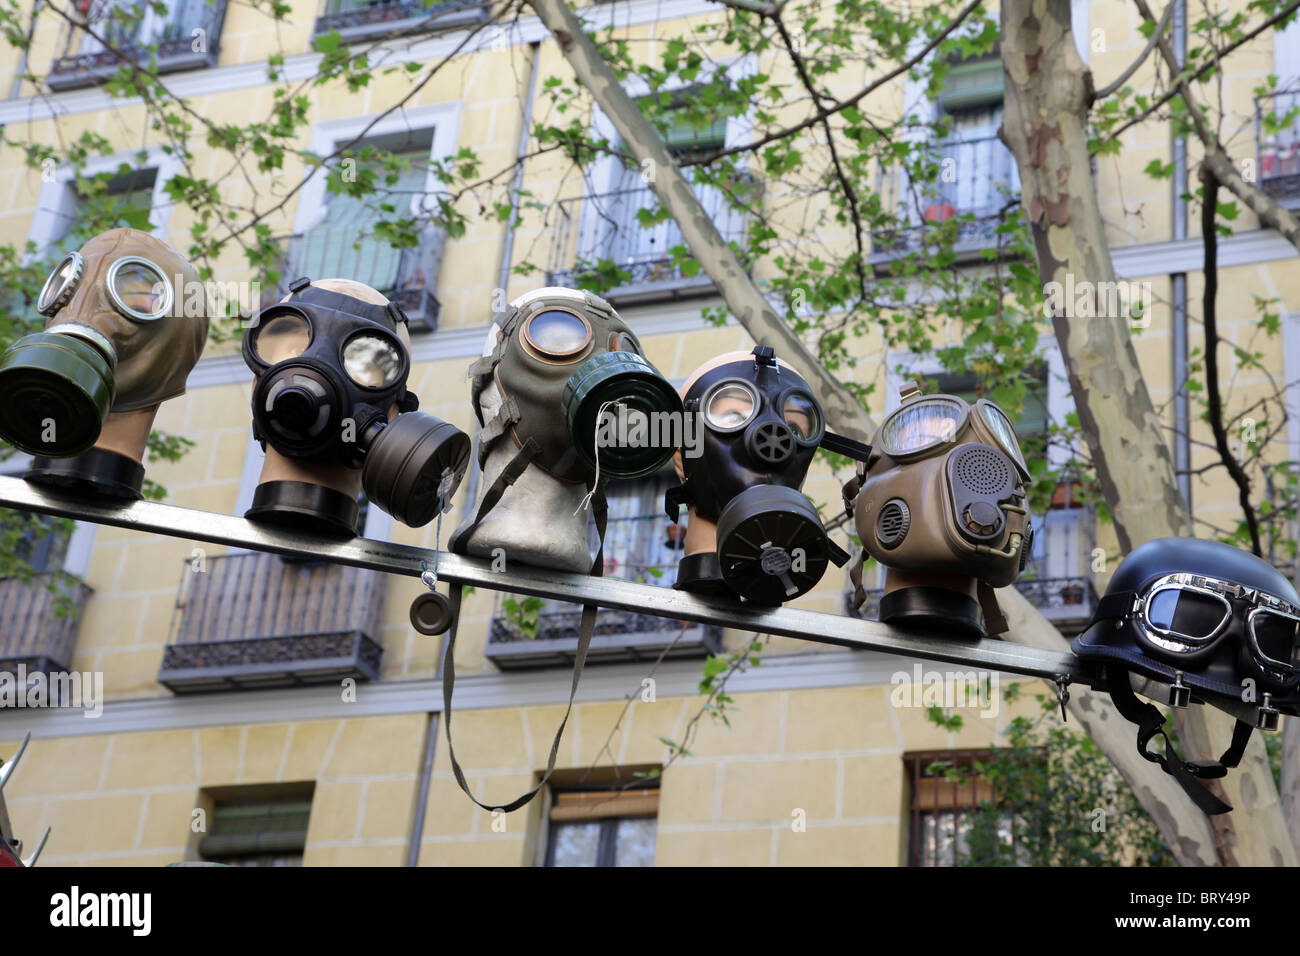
[1093,0,1175,100]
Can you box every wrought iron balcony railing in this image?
[283,216,443,330]
[313,0,489,41]
[485,513,722,670]
[872,135,1019,259]
[1256,89,1300,205]
[845,575,1098,637]
[48,0,227,92]
[158,551,384,693]
[546,177,754,304]
[0,573,92,681]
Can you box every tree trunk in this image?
[1000,0,1295,866]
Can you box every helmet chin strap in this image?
[1103,664,1253,816]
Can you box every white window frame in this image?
[293,102,462,241]
[27,145,180,257]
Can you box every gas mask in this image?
[242,276,470,536]
[845,381,1032,636]
[448,287,681,573]
[1073,537,1300,815]
[665,347,857,606]
[0,228,209,499]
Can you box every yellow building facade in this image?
[0,0,1297,865]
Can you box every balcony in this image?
[0,574,92,680]
[48,0,227,92]
[1257,89,1300,206]
[158,552,384,694]
[871,135,1019,263]
[485,511,722,670]
[546,178,753,305]
[284,213,443,331]
[313,0,489,42]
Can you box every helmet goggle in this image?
[249,307,406,390]
[1134,572,1300,676]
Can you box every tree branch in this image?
[1199,165,1263,555]
[1093,0,1175,100]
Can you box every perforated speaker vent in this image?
[876,498,910,549]
[952,445,1013,495]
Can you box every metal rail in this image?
[0,475,1098,686]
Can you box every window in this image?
[927,50,1018,224]
[550,85,751,297]
[545,784,659,867]
[292,128,443,328]
[198,785,314,867]
[905,751,1017,867]
[48,0,226,90]
[46,166,158,259]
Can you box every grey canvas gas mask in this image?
[0,228,210,499]
[665,347,857,605]
[448,287,681,571]
[433,287,682,815]
[845,381,1033,636]
[242,277,470,536]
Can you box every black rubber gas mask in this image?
[668,347,851,605]
[243,277,469,529]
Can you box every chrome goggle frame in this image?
[1133,572,1300,674]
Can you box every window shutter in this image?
[938,58,1004,112]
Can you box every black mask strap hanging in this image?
[438,448,607,813]
[1103,664,1252,816]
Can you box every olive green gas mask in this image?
[0,229,209,498]
[448,288,681,565]
[845,382,1033,637]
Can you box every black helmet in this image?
[1073,537,1300,816]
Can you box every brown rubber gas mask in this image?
[846,381,1032,636]
[0,228,209,497]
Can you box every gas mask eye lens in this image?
[881,397,964,455]
[342,333,403,388]
[38,252,84,316]
[523,309,592,358]
[704,382,758,431]
[782,392,821,442]
[978,402,1028,472]
[106,256,171,322]
[253,312,312,364]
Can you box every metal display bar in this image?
[0,475,1097,686]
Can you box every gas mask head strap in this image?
[285,276,409,330]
